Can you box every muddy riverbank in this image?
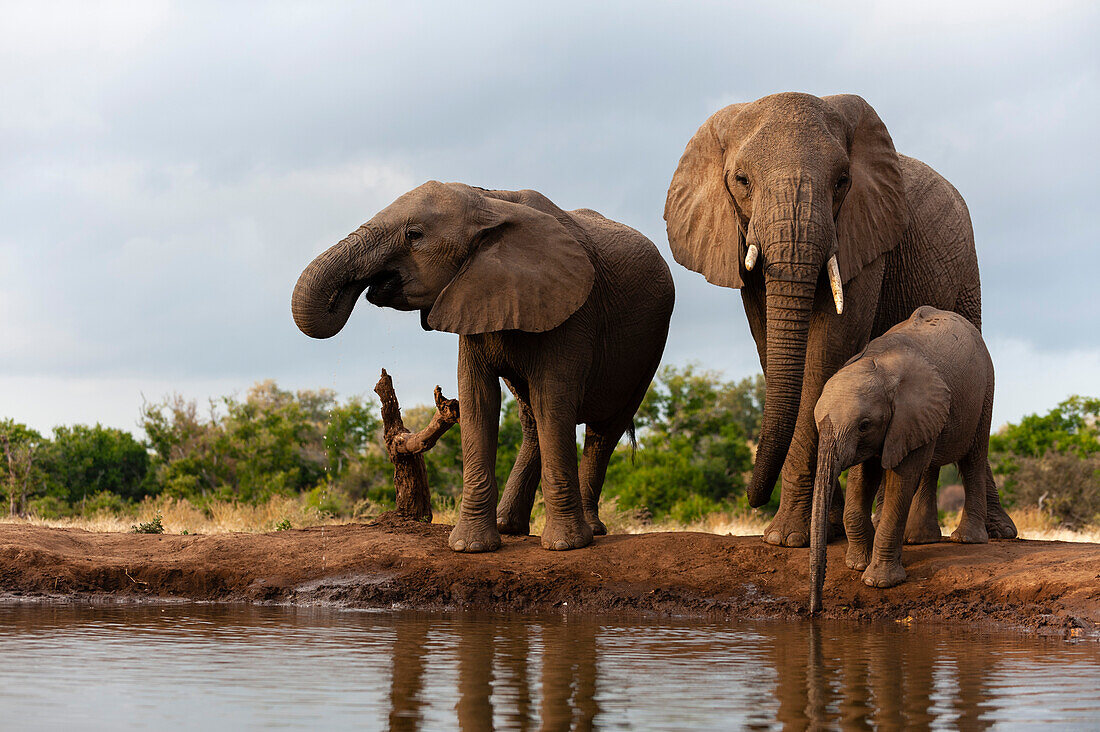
[2,514,1097,634]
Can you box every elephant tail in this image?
[628,421,637,462]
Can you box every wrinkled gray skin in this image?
[292,182,674,552]
[665,92,1016,547]
[809,307,1015,610]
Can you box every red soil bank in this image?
[1,515,1096,635]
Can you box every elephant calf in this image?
[808,307,1010,609]
[292,182,674,552]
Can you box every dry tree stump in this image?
[374,368,459,522]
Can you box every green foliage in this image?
[604,365,757,520]
[81,489,130,516]
[140,381,392,505]
[1007,452,1100,530]
[0,419,45,515]
[989,395,1100,528]
[38,424,151,505]
[15,374,1096,532]
[274,518,292,531]
[131,512,164,534]
[990,396,1100,464]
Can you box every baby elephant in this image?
[292,182,674,552]
[809,306,1011,609]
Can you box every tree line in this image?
[2,369,1097,528]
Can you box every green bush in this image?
[1008,453,1100,529]
[603,365,757,521]
[26,495,70,519]
[131,512,164,534]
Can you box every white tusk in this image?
[827,254,844,315]
[744,244,758,271]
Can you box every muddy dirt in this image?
[2,514,1097,635]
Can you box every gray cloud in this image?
[1,0,1097,433]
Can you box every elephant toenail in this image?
[453,540,466,551]
[469,541,484,552]
[554,540,568,550]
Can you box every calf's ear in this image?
[881,355,950,471]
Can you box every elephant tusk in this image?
[827,254,844,315]
[744,244,758,271]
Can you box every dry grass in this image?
[0,496,350,535]
[4,497,1097,543]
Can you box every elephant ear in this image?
[664,103,748,289]
[427,194,595,335]
[823,95,908,284]
[881,354,950,471]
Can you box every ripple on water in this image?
[0,604,1097,730]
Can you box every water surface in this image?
[0,603,1097,730]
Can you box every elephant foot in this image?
[862,559,906,588]
[949,517,989,544]
[584,512,607,536]
[986,503,1018,539]
[496,511,531,536]
[449,519,501,553]
[540,513,593,551]
[904,523,943,545]
[762,508,810,547]
[845,544,871,572]
[904,508,942,544]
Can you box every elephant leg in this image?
[764,264,883,547]
[497,382,541,536]
[449,344,502,553]
[904,465,943,544]
[532,381,592,551]
[844,460,880,571]
[983,461,1017,539]
[579,425,622,536]
[975,393,1017,539]
[952,453,990,544]
[863,447,930,588]
[871,482,885,530]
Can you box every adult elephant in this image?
[665,92,1015,547]
[292,182,674,552]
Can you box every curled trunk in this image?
[291,227,377,339]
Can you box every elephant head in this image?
[807,352,949,611]
[665,93,907,507]
[291,181,595,339]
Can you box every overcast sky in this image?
[2,0,1097,435]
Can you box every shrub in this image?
[603,365,758,520]
[131,512,165,534]
[1003,452,1100,530]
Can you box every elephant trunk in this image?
[746,274,816,506]
[292,226,381,339]
[745,184,837,508]
[809,420,839,613]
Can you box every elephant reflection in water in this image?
[771,623,996,730]
[387,617,599,731]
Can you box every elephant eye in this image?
[836,173,850,191]
[734,172,750,187]
[405,228,423,242]
[858,418,872,432]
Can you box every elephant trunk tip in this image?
[746,477,774,509]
